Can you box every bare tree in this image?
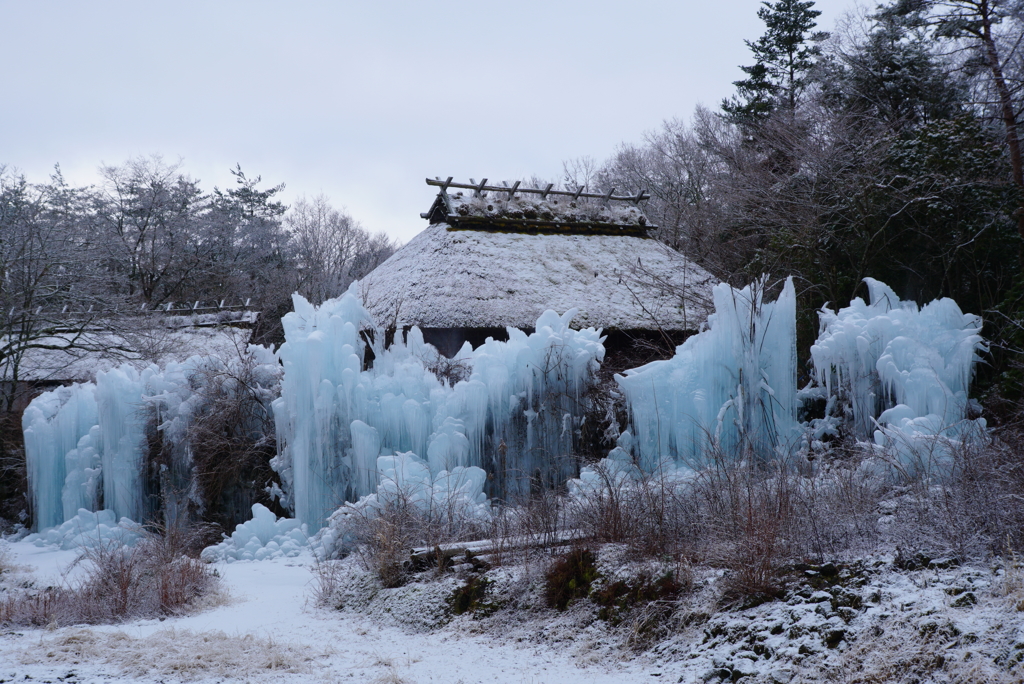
[598,115,728,263]
[286,195,396,304]
[0,166,126,413]
[94,156,211,307]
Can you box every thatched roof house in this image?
[358,178,715,358]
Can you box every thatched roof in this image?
[357,221,715,332]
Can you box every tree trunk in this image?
[978,1,1024,260]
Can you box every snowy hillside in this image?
[2,538,1023,683]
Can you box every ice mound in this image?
[807,278,986,472]
[24,508,142,550]
[616,277,798,469]
[314,452,491,559]
[806,276,983,464]
[368,452,491,520]
[201,504,309,563]
[810,278,985,438]
[569,432,695,499]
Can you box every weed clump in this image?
[545,547,599,610]
[593,571,686,623]
[449,576,502,616]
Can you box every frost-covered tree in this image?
[286,195,396,305]
[206,165,291,306]
[94,156,211,307]
[592,116,726,261]
[0,167,125,412]
[835,9,965,128]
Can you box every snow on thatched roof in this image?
[356,221,715,332]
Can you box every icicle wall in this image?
[271,290,605,529]
[616,277,798,469]
[22,276,988,535]
[22,348,281,531]
[22,383,101,530]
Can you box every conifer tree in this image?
[722,0,828,126]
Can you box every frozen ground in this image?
[0,540,651,683]
[4,539,1024,683]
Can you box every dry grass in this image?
[821,615,1022,684]
[0,524,217,628]
[14,627,321,679]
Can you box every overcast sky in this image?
[3,0,858,243]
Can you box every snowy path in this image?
[0,542,654,683]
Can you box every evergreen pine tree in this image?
[722,0,828,126]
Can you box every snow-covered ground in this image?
[4,537,1024,683]
[0,540,651,683]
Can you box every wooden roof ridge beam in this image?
[426,177,650,204]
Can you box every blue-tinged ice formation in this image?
[615,277,798,470]
[94,365,157,523]
[314,452,491,559]
[24,508,142,550]
[21,347,281,533]
[272,289,604,530]
[200,504,309,563]
[806,278,986,473]
[23,384,101,530]
[24,364,173,530]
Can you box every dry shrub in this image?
[790,457,884,561]
[180,354,283,531]
[310,556,347,606]
[693,459,796,603]
[878,425,1024,562]
[338,483,490,588]
[0,540,11,575]
[565,453,798,602]
[0,523,217,627]
[487,487,568,568]
[566,462,696,559]
[361,512,413,589]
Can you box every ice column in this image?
[272,291,375,529]
[23,383,100,530]
[94,365,155,523]
[272,290,605,530]
[616,277,798,469]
